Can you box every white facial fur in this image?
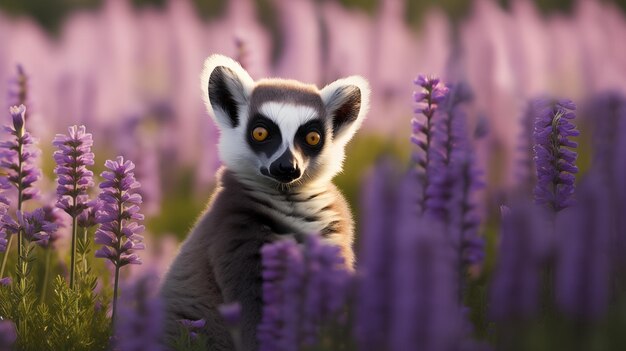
[258,102,317,163]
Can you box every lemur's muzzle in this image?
[269,149,301,183]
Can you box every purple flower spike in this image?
[555,179,611,321]
[78,199,102,228]
[257,236,352,351]
[533,98,579,212]
[390,213,463,351]
[0,179,11,254]
[0,231,6,253]
[490,201,550,321]
[355,159,403,351]
[95,156,144,268]
[0,277,11,286]
[7,64,31,115]
[178,319,206,330]
[53,125,95,217]
[1,209,57,247]
[38,205,65,249]
[178,318,206,341]
[1,105,40,202]
[411,75,449,186]
[115,272,165,351]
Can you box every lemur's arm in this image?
[209,219,273,351]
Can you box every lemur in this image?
[160,54,370,350]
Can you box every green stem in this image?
[111,196,124,325]
[17,243,32,335]
[41,248,51,304]
[0,235,15,278]
[111,264,120,324]
[82,227,88,273]
[70,215,78,290]
[16,130,24,271]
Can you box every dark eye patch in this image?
[246,113,282,157]
[295,119,326,157]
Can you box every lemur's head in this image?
[201,54,370,189]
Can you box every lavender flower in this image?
[7,65,30,116]
[0,320,17,350]
[95,156,144,321]
[53,125,95,217]
[448,150,485,269]
[78,199,102,229]
[115,272,165,351]
[258,239,304,351]
[588,92,625,179]
[586,93,626,279]
[219,302,243,349]
[0,230,6,253]
[0,178,10,208]
[301,236,352,346]
[555,179,611,321]
[490,201,550,321]
[424,82,474,219]
[95,156,145,267]
[38,205,65,249]
[1,105,40,202]
[411,75,448,206]
[53,125,95,289]
[0,105,38,274]
[390,208,463,351]
[354,159,403,351]
[178,319,206,340]
[0,277,10,286]
[178,319,206,330]
[257,236,352,351]
[0,179,11,278]
[532,98,579,212]
[1,209,57,247]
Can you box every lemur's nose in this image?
[269,149,301,183]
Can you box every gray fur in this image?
[162,55,368,350]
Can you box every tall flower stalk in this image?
[354,159,402,351]
[533,98,579,212]
[555,179,611,321]
[53,125,95,289]
[7,65,31,118]
[0,105,39,279]
[95,156,144,322]
[258,235,352,351]
[411,75,448,210]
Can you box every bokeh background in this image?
[1,0,625,276]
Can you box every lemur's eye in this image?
[252,127,269,141]
[305,131,321,146]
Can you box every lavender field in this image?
[1,0,626,350]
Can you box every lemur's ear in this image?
[320,76,370,145]
[201,54,254,130]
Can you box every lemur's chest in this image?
[245,188,343,237]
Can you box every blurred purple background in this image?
[1,0,624,275]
